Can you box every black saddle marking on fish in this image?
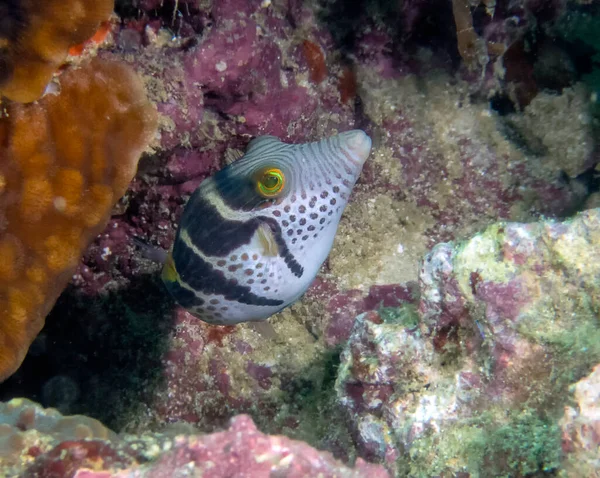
[181,190,304,278]
[172,238,285,307]
[167,281,205,308]
[262,217,304,278]
[182,190,262,257]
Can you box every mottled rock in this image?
[337,209,600,476]
[108,415,388,478]
[0,403,389,478]
[504,84,595,179]
[560,363,600,478]
[0,398,117,477]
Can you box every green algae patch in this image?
[406,409,562,478]
[518,307,600,391]
[453,223,518,300]
[379,303,420,328]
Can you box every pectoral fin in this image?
[257,222,279,257]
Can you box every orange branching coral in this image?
[0,58,157,382]
[302,40,327,84]
[0,0,115,103]
[452,0,488,71]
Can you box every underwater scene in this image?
[0,0,599,476]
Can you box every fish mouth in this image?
[341,130,372,166]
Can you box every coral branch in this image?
[452,0,488,71]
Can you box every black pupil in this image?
[263,174,279,189]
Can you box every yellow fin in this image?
[257,223,279,257]
[161,252,179,283]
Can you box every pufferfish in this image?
[161,130,372,326]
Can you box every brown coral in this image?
[0,58,157,382]
[0,0,114,103]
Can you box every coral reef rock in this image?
[560,363,600,478]
[336,208,600,476]
[0,400,389,478]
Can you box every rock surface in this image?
[336,208,600,476]
[560,363,600,478]
[0,400,389,478]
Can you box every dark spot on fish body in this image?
[261,217,304,278]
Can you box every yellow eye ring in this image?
[256,168,285,197]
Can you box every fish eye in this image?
[256,168,285,197]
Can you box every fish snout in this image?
[342,130,372,165]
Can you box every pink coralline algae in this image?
[324,283,418,347]
[336,209,600,476]
[2,403,389,478]
[106,414,389,478]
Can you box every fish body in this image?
[162,130,372,325]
